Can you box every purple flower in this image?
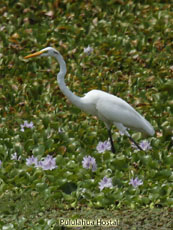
[38,155,57,171]
[84,45,93,55]
[20,121,34,132]
[11,152,21,161]
[96,140,111,153]
[26,155,57,170]
[99,176,113,191]
[82,155,97,172]
[26,155,38,166]
[139,140,152,151]
[132,140,152,151]
[129,177,143,188]
[0,160,2,168]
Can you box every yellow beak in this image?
[24,50,45,59]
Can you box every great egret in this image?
[24,47,155,153]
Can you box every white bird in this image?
[24,47,155,153]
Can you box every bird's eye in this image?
[53,51,59,55]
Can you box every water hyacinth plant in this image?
[26,155,38,166]
[99,177,113,191]
[96,140,111,153]
[132,140,152,151]
[38,155,57,171]
[83,45,93,55]
[20,121,34,132]
[82,155,97,172]
[26,155,57,170]
[129,177,143,188]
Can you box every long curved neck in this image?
[55,53,83,109]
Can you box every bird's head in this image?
[24,47,60,59]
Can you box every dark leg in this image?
[108,129,116,153]
[128,135,143,151]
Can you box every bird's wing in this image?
[96,93,154,135]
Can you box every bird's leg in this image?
[108,129,116,153]
[128,135,143,151]
[114,123,143,151]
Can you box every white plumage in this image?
[24,47,155,152]
[81,90,154,135]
